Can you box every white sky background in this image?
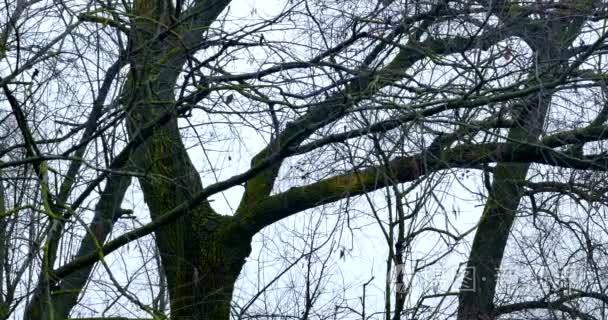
[49,1,507,318]
[183,1,487,318]
[69,1,489,318]
[5,0,608,319]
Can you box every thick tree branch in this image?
[494,290,608,319]
[235,23,511,213]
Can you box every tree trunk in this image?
[124,16,253,316]
[125,76,253,319]
[456,7,592,315]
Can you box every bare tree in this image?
[3,0,608,319]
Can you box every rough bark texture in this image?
[122,0,253,318]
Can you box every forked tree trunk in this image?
[124,14,253,315]
[125,82,253,319]
[124,69,253,319]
